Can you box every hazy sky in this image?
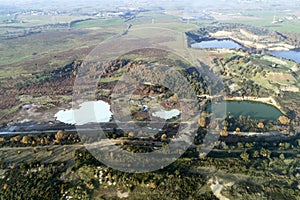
[0,0,299,11]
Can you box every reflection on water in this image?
[211,101,283,120]
[268,49,300,63]
[191,39,243,49]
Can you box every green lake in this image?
[210,101,283,120]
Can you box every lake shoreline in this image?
[223,96,286,115]
[209,30,296,51]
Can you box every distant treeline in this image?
[4,23,69,40]
[69,18,94,27]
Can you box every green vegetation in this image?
[0,131,299,199]
[214,52,299,95]
[0,162,66,200]
[0,3,300,199]
[0,29,114,70]
[228,20,300,34]
[220,10,300,34]
[71,18,125,29]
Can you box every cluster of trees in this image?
[221,115,274,132]
[222,138,300,151]
[214,54,275,97]
[0,132,299,199]
[0,130,80,147]
[72,145,300,199]
[196,113,289,138]
[0,162,66,200]
[73,148,219,199]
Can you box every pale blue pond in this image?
[268,49,300,63]
[152,109,181,120]
[55,101,112,125]
[191,39,243,49]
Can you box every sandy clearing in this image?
[208,177,233,200]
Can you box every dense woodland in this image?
[0,131,299,199]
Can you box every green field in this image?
[0,12,192,79]
[226,19,300,33]
[71,18,125,29]
[221,10,300,33]
[0,29,118,78]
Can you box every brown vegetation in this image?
[220,129,229,137]
[55,130,68,142]
[0,60,82,124]
[161,134,168,140]
[198,117,207,128]
[257,122,264,129]
[278,116,291,125]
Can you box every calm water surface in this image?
[268,49,300,63]
[211,101,283,120]
[191,39,243,49]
